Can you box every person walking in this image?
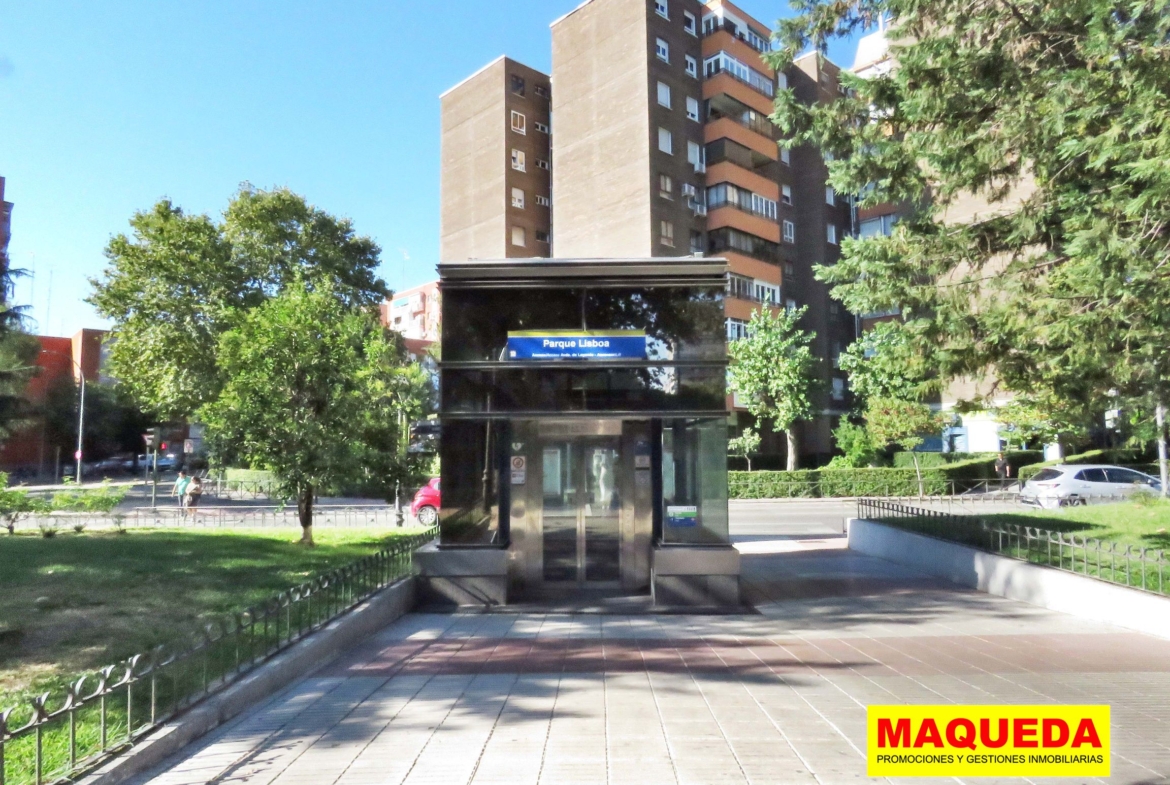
[172,470,192,515]
[994,453,1012,488]
[185,476,204,513]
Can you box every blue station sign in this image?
[507,330,647,361]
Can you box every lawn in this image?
[981,499,1170,552]
[0,526,429,703]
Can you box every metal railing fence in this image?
[857,499,1168,597]
[11,506,414,534]
[0,527,437,785]
[729,478,1026,500]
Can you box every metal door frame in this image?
[542,434,623,588]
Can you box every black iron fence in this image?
[0,528,436,785]
[857,499,1168,597]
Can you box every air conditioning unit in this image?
[682,184,697,197]
[691,201,708,217]
[693,161,707,174]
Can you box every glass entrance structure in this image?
[416,259,740,607]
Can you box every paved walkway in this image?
[131,539,1170,785]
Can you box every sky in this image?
[0,1,864,337]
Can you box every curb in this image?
[77,578,416,785]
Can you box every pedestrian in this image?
[172,470,191,514]
[185,476,204,513]
[994,452,1012,484]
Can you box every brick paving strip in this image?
[130,547,1170,785]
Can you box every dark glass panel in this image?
[661,418,730,545]
[439,420,510,545]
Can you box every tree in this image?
[994,395,1089,454]
[200,282,420,545]
[0,329,41,442]
[770,0,1170,490]
[866,398,946,497]
[728,427,761,472]
[827,420,879,468]
[837,320,925,405]
[728,307,819,471]
[89,186,389,421]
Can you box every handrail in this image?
[857,499,1167,597]
[0,528,437,785]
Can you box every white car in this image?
[1020,464,1162,509]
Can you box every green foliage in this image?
[200,281,423,531]
[837,321,925,405]
[770,0,1170,442]
[49,481,129,514]
[866,398,946,454]
[0,330,40,443]
[728,428,761,470]
[0,473,49,533]
[995,395,1090,451]
[88,186,390,421]
[830,421,879,468]
[892,452,949,470]
[728,307,819,469]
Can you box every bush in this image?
[892,452,952,469]
[50,481,128,513]
[937,451,1044,482]
[221,468,275,484]
[729,470,819,499]
[1018,448,1148,482]
[820,468,948,496]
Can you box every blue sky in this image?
[0,1,862,337]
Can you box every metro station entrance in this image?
[540,436,622,586]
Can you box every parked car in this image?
[1020,465,1162,509]
[411,478,440,525]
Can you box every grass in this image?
[979,498,1170,552]
[0,526,428,703]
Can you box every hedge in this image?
[221,468,275,484]
[729,451,1046,499]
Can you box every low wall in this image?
[79,578,416,785]
[848,519,1170,640]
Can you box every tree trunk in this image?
[746,455,752,472]
[1157,401,1169,500]
[297,483,315,546]
[912,453,925,500]
[786,430,799,472]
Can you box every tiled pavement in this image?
[132,539,1170,785]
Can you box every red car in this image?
[411,478,440,525]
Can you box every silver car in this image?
[1020,464,1162,509]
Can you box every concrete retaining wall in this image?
[848,519,1170,640]
[79,578,416,785]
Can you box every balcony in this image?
[702,17,771,55]
[704,53,774,98]
[708,227,782,265]
[706,138,781,180]
[706,93,777,140]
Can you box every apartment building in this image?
[1,177,11,298]
[440,57,553,262]
[440,0,858,463]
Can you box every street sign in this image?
[510,455,527,485]
[143,432,156,449]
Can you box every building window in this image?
[511,187,525,209]
[832,378,846,400]
[827,224,838,244]
[687,140,704,171]
[659,174,674,199]
[536,195,551,207]
[683,11,697,35]
[784,262,795,276]
[536,158,550,170]
[780,147,791,165]
[511,111,526,135]
[826,186,836,206]
[534,121,550,134]
[726,318,749,341]
[511,149,526,172]
[657,81,671,108]
[510,75,525,96]
[786,298,798,311]
[660,221,675,247]
[783,220,795,243]
[685,55,698,78]
[655,0,669,19]
[535,230,550,244]
[686,97,700,122]
[659,127,673,155]
[656,38,670,62]
[781,185,792,205]
[860,214,896,237]
[511,226,526,247]
[755,281,780,304]
[690,230,704,254]
[829,301,840,316]
[534,84,549,98]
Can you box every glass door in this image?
[541,437,622,585]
